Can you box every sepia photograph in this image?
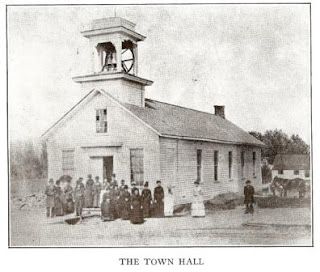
[7,3,312,247]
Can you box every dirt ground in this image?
[9,206,311,247]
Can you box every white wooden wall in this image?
[79,79,145,107]
[46,91,160,188]
[272,169,310,181]
[159,138,262,204]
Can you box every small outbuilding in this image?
[272,154,310,181]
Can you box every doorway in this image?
[103,156,113,182]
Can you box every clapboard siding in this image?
[80,79,145,107]
[159,138,262,204]
[47,91,160,189]
[46,90,262,203]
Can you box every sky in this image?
[7,4,311,143]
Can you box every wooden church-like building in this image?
[41,17,264,205]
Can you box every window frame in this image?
[240,151,245,178]
[214,150,219,182]
[130,148,144,187]
[253,151,256,177]
[294,170,300,175]
[197,149,202,182]
[61,149,75,176]
[228,151,233,179]
[96,108,108,133]
[305,170,310,178]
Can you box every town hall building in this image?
[41,17,264,205]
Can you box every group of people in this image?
[44,174,169,224]
[45,173,255,222]
[44,178,75,218]
[100,179,167,224]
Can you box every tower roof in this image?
[85,17,136,31]
[81,17,145,41]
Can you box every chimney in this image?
[214,105,225,119]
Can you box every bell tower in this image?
[73,17,153,107]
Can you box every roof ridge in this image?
[145,98,221,117]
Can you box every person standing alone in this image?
[244,180,255,214]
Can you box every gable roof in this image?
[41,89,160,139]
[124,98,264,146]
[273,154,310,170]
[41,89,264,147]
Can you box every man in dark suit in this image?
[244,180,255,214]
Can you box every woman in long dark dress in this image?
[84,174,94,208]
[130,188,144,224]
[101,188,113,221]
[110,184,120,219]
[54,180,64,216]
[153,180,164,217]
[63,180,74,214]
[120,185,131,220]
[141,182,152,218]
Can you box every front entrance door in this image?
[103,156,113,182]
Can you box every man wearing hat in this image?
[141,182,152,218]
[74,177,85,219]
[153,180,164,217]
[244,180,255,214]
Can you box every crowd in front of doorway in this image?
[44,173,175,224]
[45,173,256,223]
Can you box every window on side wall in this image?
[130,149,144,186]
[278,170,284,175]
[241,151,245,178]
[305,170,310,177]
[197,149,202,182]
[62,149,75,176]
[96,109,108,133]
[294,170,299,175]
[253,152,256,176]
[214,151,218,181]
[228,151,232,179]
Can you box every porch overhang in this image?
[81,142,123,149]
